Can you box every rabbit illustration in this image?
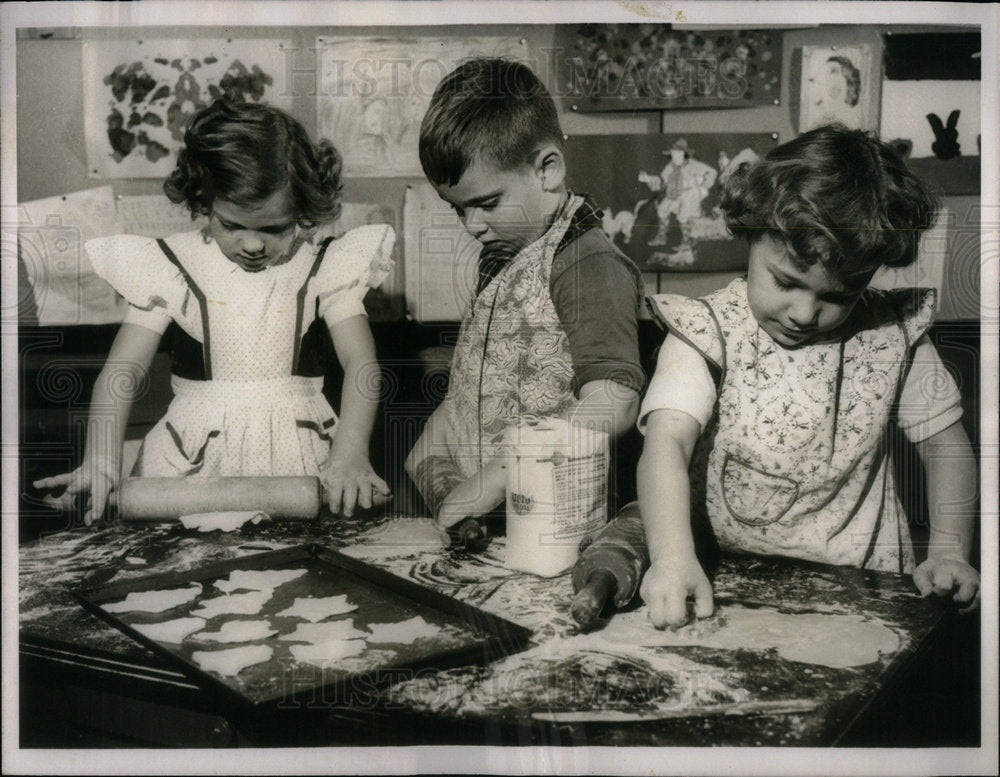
[926,110,961,160]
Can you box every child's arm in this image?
[323,314,391,517]
[637,408,714,629]
[912,420,980,612]
[432,378,639,529]
[405,404,467,518]
[32,322,161,525]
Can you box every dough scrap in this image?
[193,619,278,643]
[192,590,273,618]
[192,644,273,676]
[214,568,308,594]
[132,616,206,643]
[179,511,267,532]
[340,517,448,559]
[289,639,366,667]
[280,620,368,643]
[277,595,358,622]
[366,616,441,644]
[599,606,900,668]
[103,583,202,614]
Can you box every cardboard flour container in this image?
[504,419,610,577]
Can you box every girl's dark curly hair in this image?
[164,99,342,226]
[722,124,938,280]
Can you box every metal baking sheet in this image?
[74,544,532,710]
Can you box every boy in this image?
[405,58,645,532]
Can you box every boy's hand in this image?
[913,556,980,613]
[32,459,118,526]
[435,459,506,529]
[321,453,391,517]
[640,557,714,630]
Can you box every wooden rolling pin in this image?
[117,476,322,521]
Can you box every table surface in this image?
[18,511,951,747]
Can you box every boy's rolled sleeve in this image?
[550,248,645,397]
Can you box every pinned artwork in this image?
[316,35,529,177]
[564,133,778,272]
[798,45,877,133]
[82,38,293,178]
[554,25,783,112]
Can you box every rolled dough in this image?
[599,606,900,668]
[340,517,448,559]
[179,511,267,532]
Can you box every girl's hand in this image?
[913,556,981,614]
[321,453,391,517]
[32,459,119,526]
[640,557,714,630]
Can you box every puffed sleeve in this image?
[85,234,188,328]
[314,224,396,326]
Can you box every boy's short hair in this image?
[419,58,564,187]
[722,124,938,278]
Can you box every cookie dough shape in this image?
[192,590,273,619]
[366,616,441,644]
[276,595,358,622]
[103,583,202,614]
[289,639,366,667]
[193,619,278,643]
[214,568,308,594]
[192,644,273,676]
[132,616,206,643]
[280,620,368,643]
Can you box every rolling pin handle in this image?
[570,568,618,629]
[447,517,490,553]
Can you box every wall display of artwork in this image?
[316,36,529,177]
[798,44,877,133]
[880,32,981,162]
[402,183,479,322]
[553,25,782,112]
[82,38,294,179]
[16,186,127,325]
[564,132,778,272]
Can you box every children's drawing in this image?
[554,25,783,112]
[799,45,875,132]
[564,133,778,272]
[83,39,293,178]
[316,36,529,177]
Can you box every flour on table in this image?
[193,620,277,643]
[277,595,357,622]
[289,639,366,667]
[179,511,267,532]
[599,606,900,668]
[192,590,273,618]
[340,517,448,560]
[192,644,273,676]
[280,620,368,643]
[366,616,441,644]
[132,616,206,643]
[214,568,308,594]
[103,583,202,614]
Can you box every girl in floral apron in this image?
[633,125,979,628]
[35,100,394,523]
